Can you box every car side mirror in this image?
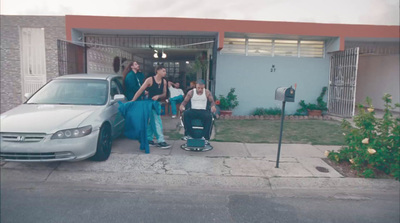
[111,94,125,104]
[24,93,32,100]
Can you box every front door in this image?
[20,28,47,99]
[328,47,359,117]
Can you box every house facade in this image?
[1,15,399,116]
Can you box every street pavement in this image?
[1,117,399,223]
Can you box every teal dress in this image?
[124,71,144,100]
[118,100,160,153]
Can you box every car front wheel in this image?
[91,124,112,161]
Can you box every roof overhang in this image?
[66,15,400,51]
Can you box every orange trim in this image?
[218,32,224,50]
[340,36,345,51]
[65,15,400,49]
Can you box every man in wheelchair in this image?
[179,79,216,149]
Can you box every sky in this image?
[1,0,399,25]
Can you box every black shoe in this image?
[157,142,171,149]
[148,140,155,146]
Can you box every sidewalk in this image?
[1,117,399,193]
[2,137,399,192]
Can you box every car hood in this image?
[0,104,101,133]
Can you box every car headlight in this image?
[51,125,92,139]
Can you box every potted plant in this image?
[296,87,328,116]
[216,88,239,116]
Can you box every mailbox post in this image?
[274,86,295,168]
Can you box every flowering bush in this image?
[327,94,400,180]
[218,88,239,110]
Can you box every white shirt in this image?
[169,86,184,98]
[191,88,207,110]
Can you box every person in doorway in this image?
[166,81,184,118]
[186,81,196,94]
[179,79,216,143]
[122,61,145,100]
[131,65,171,149]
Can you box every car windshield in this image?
[26,79,108,105]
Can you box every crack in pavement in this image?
[149,157,168,174]
[44,162,61,182]
[223,158,232,176]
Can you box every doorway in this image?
[327,47,359,117]
[20,28,48,99]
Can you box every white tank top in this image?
[191,88,207,110]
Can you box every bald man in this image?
[179,79,216,142]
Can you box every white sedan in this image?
[0,74,126,162]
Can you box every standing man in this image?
[179,79,216,142]
[131,65,171,149]
[122,61,145,100]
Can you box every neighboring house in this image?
[1,15,65,113]
[1,15,399,117]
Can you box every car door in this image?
[109,77,125,138]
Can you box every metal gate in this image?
[57,40,85,75]
[327,47,359,117]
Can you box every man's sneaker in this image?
[181,135,192,141]
[172,115,176,119]
[157,142,171,149]
[148,140,156,146]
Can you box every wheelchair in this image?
[180,106,214,152]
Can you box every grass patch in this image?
[164,129,182,140]
[214,119,345,145]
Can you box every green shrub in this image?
[253,107,282,116]
[297,87,328,114]
[218,88,239,110]
[327,94,400,180]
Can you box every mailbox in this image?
[275,86,295,102]
[274,85,296,168]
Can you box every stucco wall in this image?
[215,53,330,115]
[356,54,400,112]
[0,15,65,113]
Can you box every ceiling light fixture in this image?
[153,49,167,59]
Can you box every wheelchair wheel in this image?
[180,143,213,152]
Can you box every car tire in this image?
[91,123,112,161]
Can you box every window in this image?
[274,40,298,57]
[223,38,246,54]
[114,76,124,89]
[27,79,108,105]
[247,39,273,56]
[300,41,325,58]
[110,80,121,98]
[221,37,325,58]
